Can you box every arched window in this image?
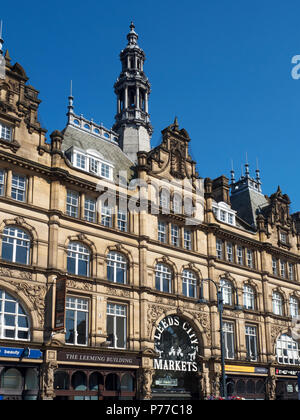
[220,279,233,306]
[2,226,31,265]
[272,291,283,316]
[121,373,134,392]
[0,289,30,340]
[0,368,22,390]
[172,193,182,214]
[276,334,300,365]
[155,263,172,293]
[159,189,170,211]
[71,371,87,391]
[290,296,299,318]
[54,371,70,390]
[105,373,120,391]
[67,242,90,277]
[89,372,103,391]
[107,252,127,284]
[182,269,197,298]
[243,285,255,310]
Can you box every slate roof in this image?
[230,189,269,229]
[61,124,135,184]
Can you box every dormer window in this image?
[67,147,113,180]
[0,122,12,142]
[212,201,236,226]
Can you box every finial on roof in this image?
[245,152,250,177]
[0,20,4,55]
[174,116,179,129]
[230,159,235,184]
[4,49,10,64]
[67,80,74,120]
[255,157,261,185]
[127,21,138,45]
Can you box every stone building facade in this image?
[0,23,299,400]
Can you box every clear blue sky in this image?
[2,0,300,211]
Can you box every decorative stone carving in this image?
[104,286,130,298]
[66,279,93,291]
[147,304,167,336]
[0,266,32,280]
[15,282,46,324]
[41,361,58,400]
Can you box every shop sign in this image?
[276,368,300,376]
[153,315,199,373]
[225,365,268,374]
[155,376,178,387]
[0,347,42,359]
[57,350,140,366]
[54,276,67,331]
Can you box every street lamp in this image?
[198,278,242,399]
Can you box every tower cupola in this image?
[113,22,152,163]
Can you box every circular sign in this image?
[153,315,199,372]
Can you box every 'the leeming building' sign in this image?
[153,315,199,372]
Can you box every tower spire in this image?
[113,23,152,163]
[0,20,3,55]
[0,20,6,80]
[66,80,75,124]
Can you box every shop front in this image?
[0,345,43,400]
[54,349,140,400]
[275,368,300,400]
[225,365,268,400]
[151,315,201,400]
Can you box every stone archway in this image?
[151,314,203,400]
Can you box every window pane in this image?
[116,317,125,348]
[107,315,114,347]
[77,311,87,345]
[2,242,13,262]
[65,310,75,344]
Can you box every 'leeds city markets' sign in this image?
[154,315,199,372]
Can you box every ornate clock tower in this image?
[113,22,153,163]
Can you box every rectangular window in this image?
[184,229,192,250]
[237,246,244,265]
[0,122,12,142]
[280,232,287,244]
[216,239,223,259]
[117,209,127,232]
[289,263,294,281]
[245,325,258,361]
[101,202,113,227]
[101,163,111,179]
[84,197,96,222]
[65,296,89,346]
[223,322,235,359]
[106,303,126,349]
[171,224,180,247]
[246,249,254,269]
[11,174,26,202]
[158,220,167,243]
[0,170,5,196]
[280,260,286,278]
[220,210,226,222]
[228,213,234,225]
[66,190,79,217]
[75,153,87,170]
[226,242,233,262]
[89,157,100,175]
[272,257,278,276]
